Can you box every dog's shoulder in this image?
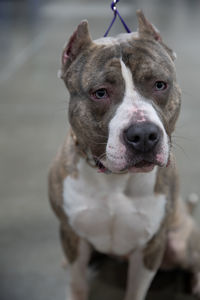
[48,129,79,217]
[48,130,80,262]
[155,156,179,200]
[155,156,180,232]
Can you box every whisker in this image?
[172,134,193,142]
[181,89,196,100]
[94,134,108,139]
[171,142,189,160]
[95,152,107,161]
[92,141,107,145]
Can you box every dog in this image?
[48,11,200,300]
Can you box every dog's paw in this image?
[162,229,187,269]
[191,272,200,298]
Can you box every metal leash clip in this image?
[111,0,118,12]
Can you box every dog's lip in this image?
[134,160,153,168]
[94,158,112,174]
[95,159,156,174]
[120,158,162,173]
[128,161,155,173]
[94,157,168,175]
[125,155,170,173]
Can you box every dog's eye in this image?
[93,88,108,100]
[154,81,167,91]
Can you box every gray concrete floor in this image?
[1,0,200,299]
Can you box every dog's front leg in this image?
[67,239,91,300]
[124,250,156,300]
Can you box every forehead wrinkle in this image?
[92,44,121,66]
[122,39,175,77]
[78,44,123,92]
[82,56,123,92]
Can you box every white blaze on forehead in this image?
[119,60,168,145]
[105,59,169,171]
[120,58,136,98]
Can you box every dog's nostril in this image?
[125,127,143,144]
[132,135,140,143]
[149,132,158,142]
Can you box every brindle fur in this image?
[49,10,200,298]
[61,17,181,163]
[48,132,80,263]
[143,162,179,270]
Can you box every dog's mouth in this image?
[127,160,155,173]
[94,158,157,174]
[94,158,112,174]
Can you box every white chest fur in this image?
[63,160,166,256]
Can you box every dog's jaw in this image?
[104,60,170,174]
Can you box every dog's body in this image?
[49,11,200,300]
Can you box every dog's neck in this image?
[71,154,158,194]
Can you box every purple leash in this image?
[104,0,131,37]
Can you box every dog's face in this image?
[61,11,181,174]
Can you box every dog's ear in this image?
[137,10,162,42]
[61,20,92,70]
[136,10,176,61]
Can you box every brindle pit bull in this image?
[48,10,200,300]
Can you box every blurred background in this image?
[1,0,200,299]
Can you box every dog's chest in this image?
[63,160,166,256]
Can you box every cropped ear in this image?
[61,20,92,70]
[137,10,162,42]
[136,10,176,61]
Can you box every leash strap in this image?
[104,0,131,37]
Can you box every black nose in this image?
[124,122,161,153]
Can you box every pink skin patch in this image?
[133,108,149,123]
[156,153,165,165]
[62,28,77,65]
[62,52,69,65]
[97,168,107,174]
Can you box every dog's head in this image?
[60,11,181,174]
